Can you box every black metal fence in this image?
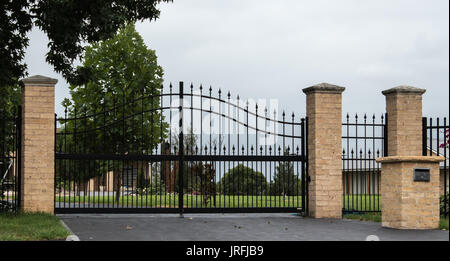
[0,106,21,213]
[55,82,307,214]
[342,113,387,214]
[423,117,449,217]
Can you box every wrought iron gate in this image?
[422,117,448,217]
[0,106,21,213]
[55,82,307,214]
[342,113,387,214]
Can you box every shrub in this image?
[441,194,449,216]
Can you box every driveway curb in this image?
[60,219,80,241]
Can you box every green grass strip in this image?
[0,211,70,241]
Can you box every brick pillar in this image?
[303,83,345,218]
[20,75,57,214]
[377,156,443,229]
[383,86,426,156]
[378,86,444,229]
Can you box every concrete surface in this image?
[58,213,449,241]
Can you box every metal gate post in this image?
[300,118,306,216]
[305,116,309,216]
[384,113,389,157]
[16,106,22,210]
[178,82,184,217]
[422,117,427,156]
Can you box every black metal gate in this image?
[342,113,387,214]
[422,117,448,217]
[55,82,308,214]
[1,106,22,213]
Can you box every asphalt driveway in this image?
[59,213,449,241]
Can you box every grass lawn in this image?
[0,212,70,241]
[440,217,449,230]
[343,213,449,230]
[342,195,381,212]
[56,194,302,208]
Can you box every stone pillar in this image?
[377,156,444,229]
[383,86,426,156]
[377,86,444,229]
[20,75,57,214]
[303,83,345,218]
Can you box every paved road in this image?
[59,213,449,241]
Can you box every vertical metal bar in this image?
[383,113,388,157]
[436,118,440,156]
[371,114,376,211]
[159,89,163,208]
[236,97,240,208]
[246,102,249,208]
[351,148,354,212]
[178,82,184,217]
[429,118,433,156]
[141,87,144,209]
[269,146,272,208]
[377,149,380,211]
[200,85,203,156]
[84,108,89,209]
[355,114,358,211]
[422,117,428,156]
[64,107,67,208]
[260,149,263,208]
[255,104,258,208]
[364,115,368,211]
[121,91,125,209]
[305,116,309,215]
[301,118,305,213]
[444,117,448,217]
[346,113,350,211]
[74,107,80,208]
[359,149,363,211]
[166,83,171,207]
[190,84,194,209]
[227,92,231,210]
[17,106,22,210]
[264,109,268,208]
[54,112,57,211]
[237,96,240,156]
[291,113,295,208]
[102,93,106,208]
[281,112,285,208]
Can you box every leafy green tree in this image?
[170,128,203,193]
[59,23,168,200]
[136,168,166,196]
[0,85,21,176]
[0,85,21,118]
[0,0,173,88]
[171,133,221,206]
[271,162,301,196]
[218,164,268,196]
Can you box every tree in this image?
[0,0,172,88]
[271,162,301,196]
[0,85,21,174]
[169,129,211,193]
[59,23,169,201]
[218,164,268,196]
[0,85,21,118]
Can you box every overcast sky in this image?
[24,0,449,119]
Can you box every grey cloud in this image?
[24,0,448,118]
